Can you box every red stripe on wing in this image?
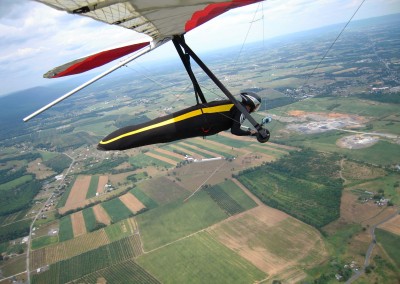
[53,42,150,78]
[185,0,262,32]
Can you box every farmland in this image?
[0,14,399,284]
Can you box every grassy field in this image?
[72,259,160,284]
[31,235,59,250]
[218,180,257,209]
[104,218,136,242]
[136,176,188,205]
[0,175,33,191]
[82,207,97,232]
[271,97,399,118]
[85,175,99,199]
[237,149,342,228]
[31,235,143,284]
[136,191,228,251]
[129,153,173,169]
[286,131,400,166]
[101,198,133,223]
[129,187,158,209]
[58,216,74,242]
[375,228,400,268]
[137,232,265,284]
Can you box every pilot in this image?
[97,92,262,151]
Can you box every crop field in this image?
[152,148,183,162]
[185,138,240,157]
[208,207,327,280]
[0,175,33,191]
[58,216,73,242]
[30,229,109,270]
[250,144,288,158]
[172,142,215,158]
[180,140,222,157]
[82,207,97,232]
[31,235,59,250]
[145,151,177,166]
[72,259,160,284]
[237,149,343,228]
[375,228,400,268]
[378,214,400,236]
[59,175,91,214]
[136,176,188,205]
[164,144,206,159]
[92,204,111,225]
[104,218,137,242]
[56,176,76,209]
[71,211,87,237]
[271,97,399,118]
[207,133,251,148]
[31,235,143,284]
[101,197,134,222]
[217,180,258,209]
[0,254,26,278]
[129,153,172,169]
[137,231,266,284]
[136,191,228,251]
[204,184,248,216]
[129,188,158,209]
[85,175,99,199]
[119,192,146,213]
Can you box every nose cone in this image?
[97,143,107,151]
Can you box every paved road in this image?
[346,209,399,284]
[26,154,75,284]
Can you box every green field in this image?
[72,259,160,284]
[31,235,59,250]
[285,131,400,166]
[185,139,240,157]
[136,191,228,251]
[31,235,143,284]
[375,228,400,268]
[204,180,257,216]
[0,175,33,191]
[237,149,342,228]
[82,207,98,232]
[271,97,399,118]
[104,219,135,242]
[129,187,158,209]
[218,180,258,209]
[207,134,250,148]
[101,198,134,222]
[137,232,266,284]
[58,216,74,242]
[86,175,99,199]
[129,153,173,169]
[168,143,215,158]
[136,176,188,205]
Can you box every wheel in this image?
[256,128,270,143]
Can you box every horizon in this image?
[0,0,399,96]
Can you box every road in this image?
[25,154,75,284]
[346,209,399,284]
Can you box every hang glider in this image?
[24,0,270,145]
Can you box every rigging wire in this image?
[267,0,368,135]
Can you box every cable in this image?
[268,0,368,135]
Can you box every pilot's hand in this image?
[249,130,257,136]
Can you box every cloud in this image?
[0,0,399,96]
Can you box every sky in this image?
[0,0,399,96]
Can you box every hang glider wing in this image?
[36,0,262,39]
[36,0,262,78]
[44,41,151,78]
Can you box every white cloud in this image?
[0,0,399,96]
